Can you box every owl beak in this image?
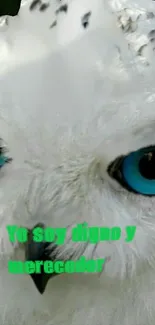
[25,223,59,294]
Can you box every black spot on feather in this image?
[39,3,49,12]
[55,4,68,15]
[50,20,57,29]
[81,11,91,29]
[29,0,41,11]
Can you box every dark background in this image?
[0,0,22,17]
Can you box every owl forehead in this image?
[1,0,155,162]
[1,0,155,69]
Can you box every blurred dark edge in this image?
[0,0,22,17]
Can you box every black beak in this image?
[25,223,59,294]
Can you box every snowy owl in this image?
[0,0,155,324]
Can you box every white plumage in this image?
[0,0,155,324]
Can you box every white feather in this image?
[0,0,155,324]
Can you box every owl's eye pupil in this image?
[139,152,155,180]
[108,146,155,195]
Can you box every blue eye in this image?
[122,147,155,195]
[0,155,12,169]
[0,141,12,169]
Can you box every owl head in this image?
[0,0,155,294]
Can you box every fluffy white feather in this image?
[0,0,155,324]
